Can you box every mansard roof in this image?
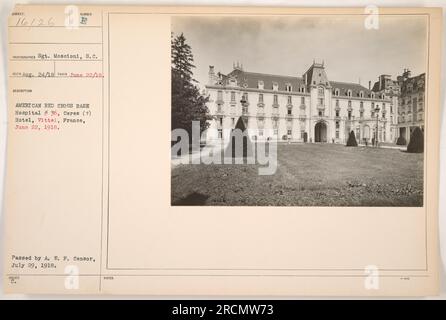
[400,73,425,94]
[226,69,305,92]
[212,67,377,98]
[330,81,374,98]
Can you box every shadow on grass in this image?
[172,192,209,206]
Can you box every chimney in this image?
[368,81,371,90]
[208,65,215,84]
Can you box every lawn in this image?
[171,143,424,206]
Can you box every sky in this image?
[172,15,427,89]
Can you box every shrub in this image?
[346,130,358,147]
[407,127,424,153]
[396,136,407,145]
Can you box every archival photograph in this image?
[170,15,427,207]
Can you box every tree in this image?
[346,130,358,147]
[171,33,211,140]
[396,136,407,145]
[407,127,424,153]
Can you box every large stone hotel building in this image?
[204,61,425,145]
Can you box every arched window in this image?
[371,92,375,99]
[257,80,264,90]
[318,86,324,96]
[359,91,364,98]
[285,83,292,92]
[347,89,352,97]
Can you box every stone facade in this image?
[371,69,426,143]
[204,61,395,145]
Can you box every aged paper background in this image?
[1,4,444,297]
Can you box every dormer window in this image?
[272,82,278,91]
[300,85,305,93]
[258,80,264,90]
[371,92,375,99]
[285,83,292,92]
[229,78,236,86]
[359,91,364,98]
[318,87,324,96]
[347,90,352,97]
[334,88,340,96]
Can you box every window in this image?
[273,95,278,104]
[335,99,339,107]
[272,82,278,90]
[348,100,352,108]
[230,91,236,102]
[274,129,278,135]
[231,118,235,126]
[318,98,324,106]
[336,130,339,139]
[258,80,264,90]
[242,92,248,101]
[217,90,223,100]
[335,110,340,117]
[285,83,292,92]
[258,94,264,103]
[334,88,340,96]
[287,129,292,136]
[259,129,264,137]
[359,91,364,98]
[360,101,363,109]
[219,117,223,126]
[318,110,323,116]
[287,108,292,115]
[318,87,324,96]
[287,96,292,104]
[218,129,222,139]
[347,90,352,97]
[335,121,340,129]
[360,110,364,118]
[301,96,305,104]
[348,111,352,120]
